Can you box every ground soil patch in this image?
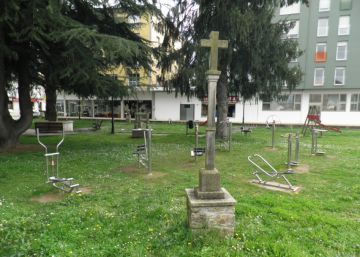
[31,193,65,203]
[293,164,310,174]
[119,165,166,179]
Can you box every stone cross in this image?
[200,31,228,72]
[195,31,228,200]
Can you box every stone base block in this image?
[186,188,236,237]
[132,129,145,138]
[62,121,74,132]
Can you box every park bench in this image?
[35,122,64,134]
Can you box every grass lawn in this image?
[0,121,359,256]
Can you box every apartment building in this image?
[10,1,360,126]
[251,0,360,126]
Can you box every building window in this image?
[287,20,300,38]
[315,43,327,62]
[336,42,348,61]
[128,74,140,87]
[323,94,347,111]
[317,18,329,37]
[314,68,325,86]
[262,94,301,111]
[340,0,352,10]
[310,94,322,104]
[350,94,360,111]
[56,101,65,116]
[334,68,346,85]
[280,1,301,15]
[338,16,350,35]
[319,0,331,12]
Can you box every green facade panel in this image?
[276,0,360,91]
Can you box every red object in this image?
[308,114,321,121]
[315,52,327,62]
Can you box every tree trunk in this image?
[111,96,115,134]
[216,72,228,139]
[0,20,33,149]
[45,84,58,121]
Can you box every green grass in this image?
[0,121,359,256]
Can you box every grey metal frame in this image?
[134,129,152,174]
[36,128,80,193]
[191,124,205,159]
[248,154,296,191]
[311,128,326,155]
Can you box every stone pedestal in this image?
[195,168,225,199]
[62,121,73,132]
[186,188,236,236]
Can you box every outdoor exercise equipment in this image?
[283,132,300,173]
[132,112,150,138]
[266,115,281,149]
[302,106,341,136]
[35,122,80,193]
[248,154,298,192]
[311,128,327,155]
[133,128,152,174]
[191,124,205,159]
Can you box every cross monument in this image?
[186,31,236,236]
[195,31,227,199]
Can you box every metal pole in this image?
[311,129,315,155]
[314,130,318,154]
[287,133,293,172]
[271,121,275,149]
[294,132,300,163]
[195,124,199,161]
[147,128,152,175]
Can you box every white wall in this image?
[43,89,360,126]
[153,92,202,121]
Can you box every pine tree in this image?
[0,0,163,148]
[160,0,307,138]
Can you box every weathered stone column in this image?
[195,72,224,200]
[186,31,236,237]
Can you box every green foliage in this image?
[161,0,306,101]
[0,122,359,256]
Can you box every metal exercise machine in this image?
[311,128,327,155]
[266,115,281,149]
[35,122,80,193]
[133,128,152,174]
[191,124,205,160]
[284,132,300,173]
[248,154,298,192]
